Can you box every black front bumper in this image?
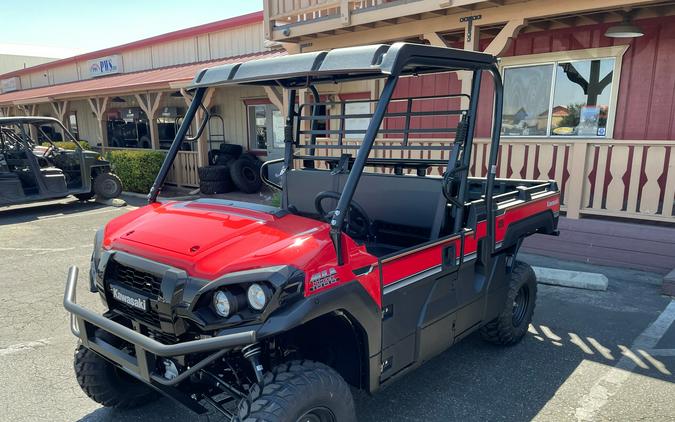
[64,266,256,386]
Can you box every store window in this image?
[106,107,151,149]
[502,57,616,138]
[68,111,79,139]
[344,101,371,140]
[247,104,282,151]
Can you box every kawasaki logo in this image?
[111,287,147,311]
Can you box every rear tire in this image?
[480,261,537,346]
[74,345,159,409]
[93,172,123,199]
[236,360,355,422]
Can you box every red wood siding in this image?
[397,16,675,141]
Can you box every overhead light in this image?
[604,16,644,38]
[111,96,126,103]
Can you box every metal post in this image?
[148,87,206,203]
[330,75,398,264]
[485,66,504,255]
[453,70,482,233]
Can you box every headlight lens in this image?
[247,283,268,311]
[212,290,233,317]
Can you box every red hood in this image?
[103,200,338,279]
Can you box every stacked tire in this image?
[198,165,234,194]
[200,143,264,195]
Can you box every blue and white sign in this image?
[87,55,123,77]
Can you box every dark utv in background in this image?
[0,117,122,206]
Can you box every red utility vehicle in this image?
[64,43,560,421]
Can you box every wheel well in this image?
[277,311,369,389]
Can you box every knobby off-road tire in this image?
[198,165,228,181]
[235,360,356,422]
[480,261,537,346]
[74,346,159,409]
[93,172,123,199]
[230,158,263,194]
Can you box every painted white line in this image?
[575,300,675,421]
[0,338,51,356]
[643,348,675,357]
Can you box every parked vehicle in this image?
[0,117,122,206]
[107,119,151,148]
[64,43,560,421]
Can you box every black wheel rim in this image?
[296,407,336,422]
[101,179,118,196]
[512,285,530,327]
[243,167,256,181]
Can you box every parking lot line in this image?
[574,300,675,421]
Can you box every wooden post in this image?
[484,19,526,56]
[182,88,215,167]
[564,140,589,219]
[88,97,109,150]
[135,92,165,149]
[50,100,69,139]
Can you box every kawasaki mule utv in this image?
[64,43,560,421]
[0,116,122,206]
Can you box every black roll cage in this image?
[150,45,504,265]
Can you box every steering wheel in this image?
[314,191,372,239]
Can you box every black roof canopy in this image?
[189,42,497,89]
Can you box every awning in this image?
[0,50,285,106]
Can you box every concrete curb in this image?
[533,266,608,291]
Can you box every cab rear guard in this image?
[63,266,256,385]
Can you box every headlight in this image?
[212,290,235,317]
[247,283,269,311]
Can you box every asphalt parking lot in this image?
[1,197,673,422]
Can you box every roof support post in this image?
[423,32,448,47]
[135,92,164,150]
[458,16,481,110]
[88,97,109,150]
[0,106,12,117]
[264,86,284,112]
[180,88,215,166]
[484,18,526,56]
[50,100,69,139]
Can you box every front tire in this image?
[74,346,159,409]
[480,261,537,346]
[236,360,355,422]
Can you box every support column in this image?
[135,92,164,150]
[180,88,215,167]
[50,100,70,138]
[484,19,525,56]
[88,97,109,150]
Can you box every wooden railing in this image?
[166,151,200,188]
[306,138,675,223]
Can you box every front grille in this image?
[113,302,161,327]
[105,259,163,328]
[107,260,162,297]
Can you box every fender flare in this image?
[501,209,557,250]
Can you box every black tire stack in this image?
[199,143,263,195]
